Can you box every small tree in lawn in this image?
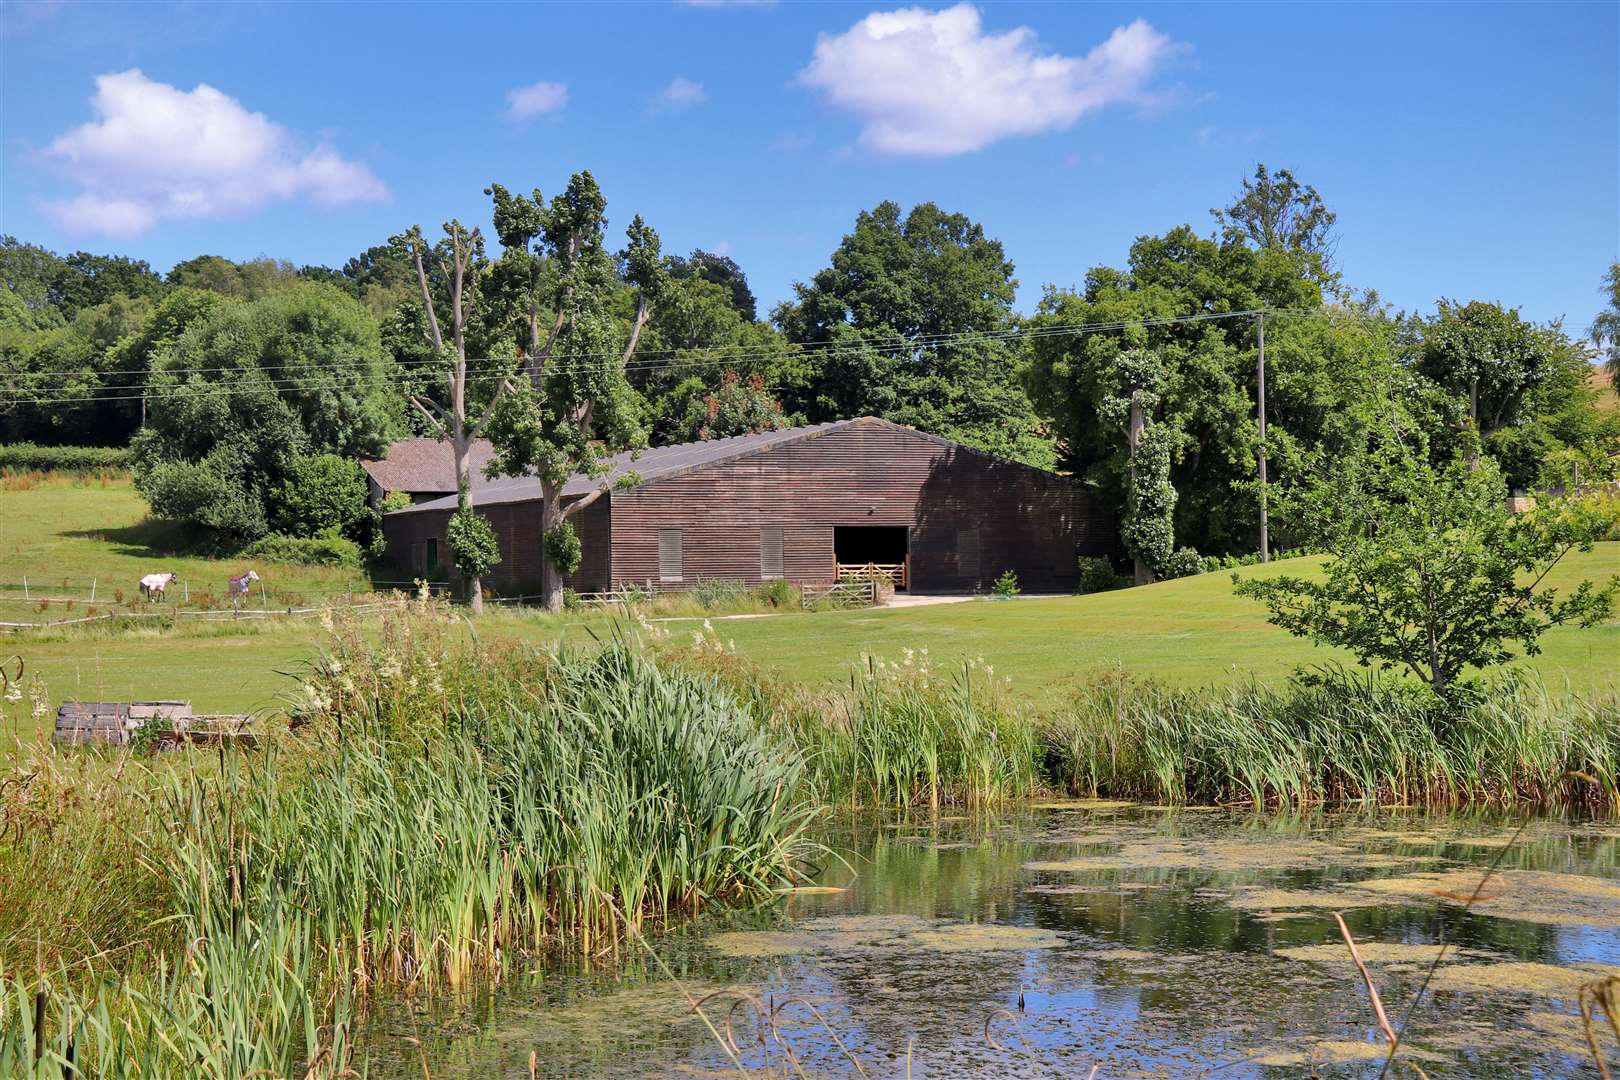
[1234,436,1617,701]
[446,491,500,608]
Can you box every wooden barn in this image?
[379,417,1112,596]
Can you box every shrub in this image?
[754,578,799,608]
[378,489,414,513]
[992,570,1020,598]
[616,580,652,605]
[1159,546,1204,580]
[689,578,748,610]
[0,443,131,472]
[1076,557,1128,595]
[562,587,582,611]
[269,454,375,545]
[240,533,363,568]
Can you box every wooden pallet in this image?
[54,701,254,748]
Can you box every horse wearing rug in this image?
[139,572,178,601]
[228,570,260,601]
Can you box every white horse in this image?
[228,570,260,601]
[139,572,178,601]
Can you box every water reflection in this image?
[359,806,1619,1078]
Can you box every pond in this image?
[360,805,1620,1078]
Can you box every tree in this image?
[668,249,757,321]
[1211,164,1338,287]
[1416,300,1558,444]
[269,454,377,549]
[678,371,787,441]
[1591,262,1620,383]
[1097,348,1174,582]
[394,216,516,613]
[775,200,1056,467]
[131,282,401,542]
[1234,438,1617,699]
[1026,224,1326,555]
[481,171,663,611]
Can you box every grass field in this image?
[0,472,375,615]
[3,475,1617,737]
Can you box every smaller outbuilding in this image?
[378,417,1113,596]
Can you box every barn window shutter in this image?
[659,529,683,582]
[760,527,784,579]
[957,528,980,581]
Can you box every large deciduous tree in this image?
[775,200,1056,468]
[131,281,401,541]
[481,171,664,612]
[1589,262,1620,384]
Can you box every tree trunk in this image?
[469,574,484,615]
[1128,398,1154,586]
[539,480,564,612]
[1256,312,1269,563]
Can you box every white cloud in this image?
[797,5,1182,156]
[39,69,387,237]
[654,76,708,113]
[506,80,568,119]
[772,128,815,152]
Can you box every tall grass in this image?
[1045,666,1620,807]
[2,603,821,1075]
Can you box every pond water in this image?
[361,805,1620,1078]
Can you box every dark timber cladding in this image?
[379,417,1113,596]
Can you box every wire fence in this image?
[1,598,409,630]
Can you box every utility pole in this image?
[1256,312,1269,563]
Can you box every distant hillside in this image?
[1593,365,1619,411]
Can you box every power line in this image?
[1,307,1309,406]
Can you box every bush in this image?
[754,579,800,608]
[0,442,131,472]
[1076,557,1128,595]
[269,454,374,545]
[992,570,1020,598]
[1158,547,1204,580]
[562,587,582,611]
[240,533,363,568]
[689,578,749,609]
[378,489,414,513]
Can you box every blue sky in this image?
[2,1,1615,334]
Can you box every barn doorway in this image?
[834,526,910,591]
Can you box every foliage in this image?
[1076,556,1129,595]
[775,200,1057,468]
[992,570,1020,598]
[1122,423,1177,575]
[679,370,787,441]
[1234,439,1618,698]
[543,519,583,577]
[447,506,501,579]
[688,578,750,610]
[0,442,130,472]
[1210,163,1339,287]
[240,533,363,568]
[1046,666,1620,806]
[131,281,401,541]
[377,489,413,513]
[1416,299,1560,439]
[1593,261,1620,382]
[754,578,799,608]
[268,454,374,546]
[1026,216,1324,555]
[1159,547,1205,580]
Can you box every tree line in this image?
[3,165,1617,609]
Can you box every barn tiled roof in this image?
[360,438,498,496]
[387,419,865,515]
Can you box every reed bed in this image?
[1045,667,1620,807]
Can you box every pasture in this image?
[3,474,1616,750]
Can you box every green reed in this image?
[1045,666,1620,807]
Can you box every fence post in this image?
[89,578,97,604]
[21,576,27,602]
[183,582,189,604]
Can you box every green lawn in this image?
[4,476,1616,745]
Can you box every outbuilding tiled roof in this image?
[387,419,864,515]
[360,438,497,496]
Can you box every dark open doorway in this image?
[834,526,910,590]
